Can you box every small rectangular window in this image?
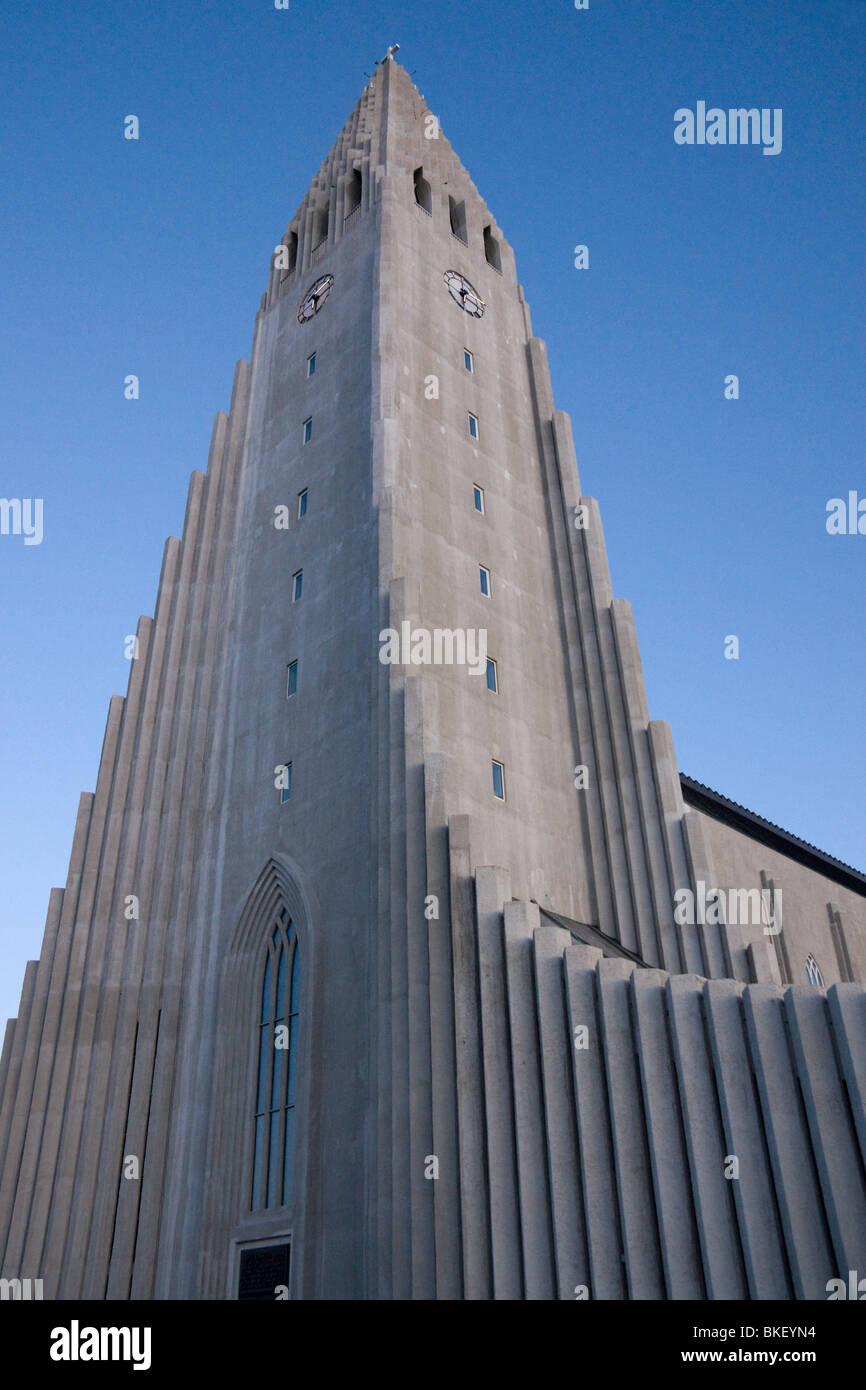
[292,570,303,601]
[468,413,479,440]
[303,417,312,444]
[486,658,497,693]
[307,353,317,377]
[464,349,474,373]
[286,661,298,697]
[492,760,505,800]
[297,489,308,519]
[280,762,293,805]
[479,565,490,597]
[473,485,484,514]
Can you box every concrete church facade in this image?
[1,56,865,1300]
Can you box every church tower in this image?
[2,55,865,1302]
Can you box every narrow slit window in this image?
[292,570,303,601]
[313,208,329,248]
[492,760,505,800]
[483,225,502,272]
[473,485,484,514]
[297,489,308,519]
[281,232,298,278]
[464,349,474,373]
[345,168,362,217]
[286,661,298,698]
[468,413,479,440]
[486,658,497,693]
[279,762,293,805]
[413,166,433,214]
[307,353,317,377]
[479,565,490,597]
[302,418,312,445]
[449,196,467,244]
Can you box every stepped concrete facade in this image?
[1,56,865,1300]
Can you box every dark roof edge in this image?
[538,908,650,968]
[680,775,866,898]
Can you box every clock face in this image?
[297,274,334,324]
[444,270,486,318]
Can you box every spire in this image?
[264,54,510,307]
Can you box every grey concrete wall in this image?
[692,806,866,988]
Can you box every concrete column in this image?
[748,939,781,985]
[7,709,117,1284]
[680,810,719,978]
[402,675,435,1301]
[0,889,73,1277]
[785,986,866,1276]
[0,1021,16,1118]
[532,925,588,1299]
[78,532,184,1299]
[742,984,835,1299]
[666,975,747,1298]
[0,885,64,1271]
[828,903,854,983]
[42,612,154,1293]
[475,866,521,1298]
[448,816,492,1299]
[423,762,461,1299]
[0,965,35,1159]
[152,390,251,1298]
[596,958,665,1298]
[827,984,866,1161]
[611,605,678,970]
[503,901,556,1299]
[762,871,791,985]
[630,969,704,1298]
[704,980,790,1297]
[563,945,625,1299]
[569,499,637,950]
[647,720,690,975]
[106,467,213,1299]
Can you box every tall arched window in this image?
[251,910,300,1211]
[805,953,825,988]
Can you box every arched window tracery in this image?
[251,909,299,1211]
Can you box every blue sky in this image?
[1,0,864,1026]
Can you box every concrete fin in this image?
[563,947,626,1298]
[631,970,705,1297]
[666,975,748,1298]
[503,906,557,1298]
[742,985,837,1298]
[475,868,522,1298]
[704,980,791,1297]
[533,926,589,1299]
